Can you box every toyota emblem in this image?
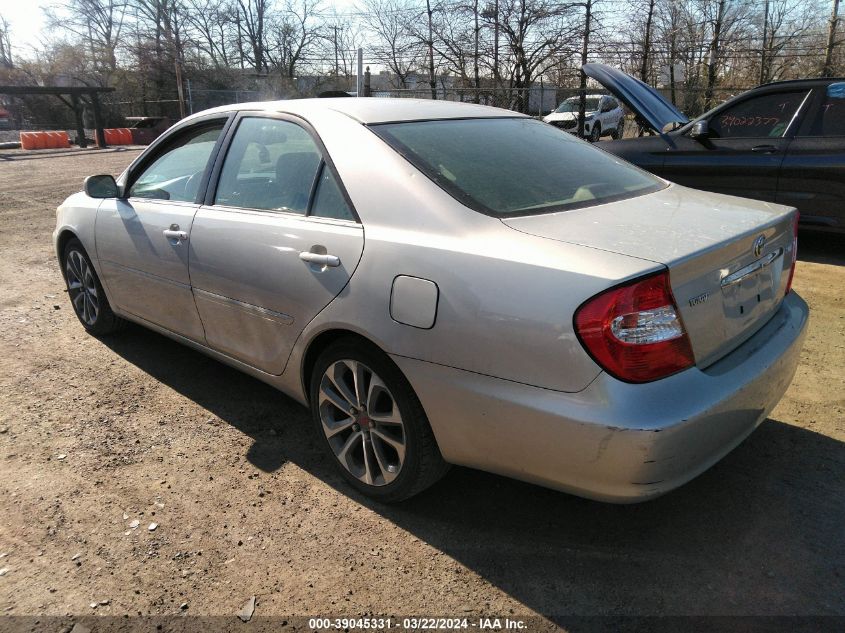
[753,235,766,258]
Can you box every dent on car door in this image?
[778,84,845,232]
[95,119,228,341]
[188,115,364,375]
[659,90,810,201]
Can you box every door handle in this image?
[163,224,188,242]
[163,229,188,241]
[751,144,778,154]
[299,251,341,267]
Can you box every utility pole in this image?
[333,25,339,77]
[473,0,480,103]
[640,0,656,83]
[493,0,500,94]
[426,0,436,100]
[577,0,592,139]
[760,0,770,84]
[824,0,841,77]
[174,59,186,119]
[704,0,727,111]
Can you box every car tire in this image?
[309,338,450,503]
[611,119,624,139]
[62,237,125,336]
[589,123,601,142]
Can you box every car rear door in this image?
[658,89,811,202]
[188,113,364,375]
[778,83,845,232]
[96,115,230,341]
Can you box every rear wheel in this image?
[309,339,449,502]
[63,238,124,336]
[611,118,625,139]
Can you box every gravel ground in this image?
[0,148,843,631]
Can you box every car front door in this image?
[95,116,230,341]
[658,89,811,202]
[778,83,845,232]
[188,114,364,375]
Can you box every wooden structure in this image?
[0,85,116,148]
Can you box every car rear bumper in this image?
[393,291,809,503]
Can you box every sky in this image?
[1,0,50,58]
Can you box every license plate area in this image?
[720,248,783,321]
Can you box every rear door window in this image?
[310,166,356,221]
[798,83,845,136]
[214,117,321,214]
[708,91,808,139]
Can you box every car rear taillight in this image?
[574,270,695,383]
[785,211,799,294]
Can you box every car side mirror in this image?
[84,174,120,199]
[690,120,710,140]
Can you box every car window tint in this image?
[801,83,845,136]
[310,166,355,221]
[373,118,663,217]
[708,91,808,139]
[128,123,224,201]
[215,117,321,214]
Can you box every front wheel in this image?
[309,339,449,502]
[62,238,124,336]
[589,124,601,142]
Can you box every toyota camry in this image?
[54,98,808,503]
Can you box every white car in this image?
[544,94,625,141]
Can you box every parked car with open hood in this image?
[586,63,845,234]
[543,93,625,141]
[55,98,807,503]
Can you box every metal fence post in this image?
[357,48,363,97]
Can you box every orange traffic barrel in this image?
[19,132,35,150]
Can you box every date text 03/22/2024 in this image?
[307,617,529,630]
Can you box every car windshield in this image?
[555,98,600,113]
[371,117,663,217]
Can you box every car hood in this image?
[582,63,689,133]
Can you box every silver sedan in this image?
[54,99,808,503]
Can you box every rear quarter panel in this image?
[282,109,661,394]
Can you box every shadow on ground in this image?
[102,327,845,625]
[798,230,845,266]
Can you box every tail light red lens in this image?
[574,270,695,383]
[785,211,799,294]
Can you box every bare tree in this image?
[362,0,421,89]
[266,0,322,78]
[823,0,841,77]
[236,0,271,72]
[182,0,237,68]
[0,16,12,68]
[45,0,128,79]
[488,0,578,113]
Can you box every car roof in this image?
[746,77,845,95]
[192,97,526,125]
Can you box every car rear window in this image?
[371,117,663,217]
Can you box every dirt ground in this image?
[0,148,843,630]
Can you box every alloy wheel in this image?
[318,359,407,486]
[66,250,99,326]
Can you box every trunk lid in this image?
[502,184,797,368]
[582,63,689,133]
